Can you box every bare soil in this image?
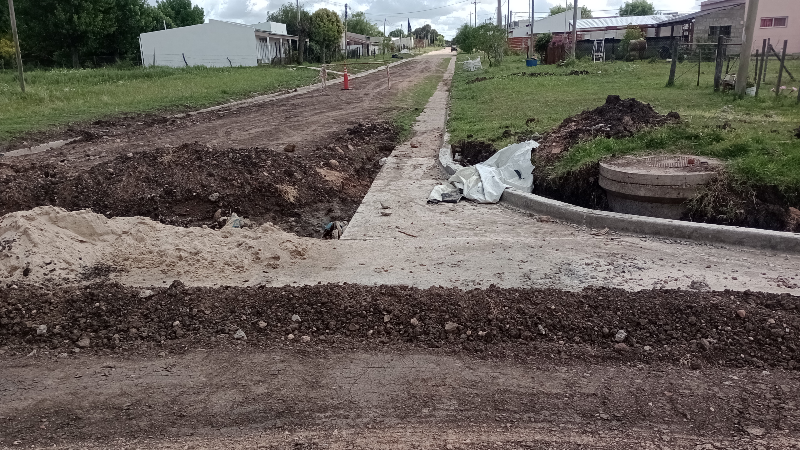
[0,58,445,236]
[1,283,799,448]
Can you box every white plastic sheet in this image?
[431,140,538,204]
[463,57,482,72]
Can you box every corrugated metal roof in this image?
[575,15,669,30]
[658,4,742,25]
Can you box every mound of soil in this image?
[453,140,496,165]
[685,175,800,232]
[466,76,491,84]
[537,95,680,155]
[1,283,798,371]
[0,122,396,237]
[515,70,590,78]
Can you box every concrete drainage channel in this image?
[437,143,800,254]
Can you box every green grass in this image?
[0,64,320,143]
[393,57,450,141]
[448,54,800,198]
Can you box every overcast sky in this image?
[168,0,703,38]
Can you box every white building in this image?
[139,19,300,68]
[508,11,671,40]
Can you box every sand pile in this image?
[0,206,311,286]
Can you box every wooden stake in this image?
[697,46,702,87]
[713,35,724,92]
[775,40,787,97]
[666,38,678,87]
[755,39,766,96]
[7,0,25,92]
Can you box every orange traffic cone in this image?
[342,66,351,90]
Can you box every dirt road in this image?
[2,283,799,449]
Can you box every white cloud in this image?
[172,0,703,39]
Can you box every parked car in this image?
[451,46,457,52]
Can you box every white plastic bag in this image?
[437,140,538,203]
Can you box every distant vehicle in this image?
[451,46,457,52]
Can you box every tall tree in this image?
[103,0,162,61]
[16,0,116,68]
[310,8,343,62]
[618,0,656,17]
[345,11,382,37]
[156,0,204,28]
[388,28,405,38]
[0,1,10,35]
[267,3,311,63]
[548,4,593,18]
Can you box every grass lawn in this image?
[448,53,800,202]
[0,65,320,143]
[393,57,451,141]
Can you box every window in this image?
[761,17,788,28]
[709,25,732,38]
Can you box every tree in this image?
[618,0,655,17]
[388,28,405,38]
[267,3,311,63]
[548,4,593,19]
[346,11,382,37]
[310,8,343,63]
[474,24,506,66]
[534,33,552,60]
[103,0,163,61]
[452,23,477,53]
[0,1,9,35]
[16,0,117,68]
[156,0,204,28]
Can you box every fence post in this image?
[755,39,767,96]
[713,35,724,92]
[775,40,788,97]
[762,38,770,82]
[697,46,702,87]
[666,38,678,87]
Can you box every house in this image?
[343,32,381,57]
[391,37,414,50]
[747,0,798,54]
[657,0,798,54]
[139,19,300,68]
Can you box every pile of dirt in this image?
[0,122,396,237]
[537,95,680,155]
[466,76,491,84]
[515,70,590,78]
[2,282,798,371]
[685,175,800,232]
[452,140,496,165]
[0,206,310,285]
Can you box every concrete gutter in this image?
[436,145,800,253]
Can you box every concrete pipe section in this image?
[599,155,723,219]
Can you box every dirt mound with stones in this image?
[2,282,798,371]
[537,95,680,155]
[0,122,396,238]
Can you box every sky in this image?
[168,0,703,39]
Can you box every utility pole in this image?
[571,0,578,59]
[529,0,535,59]
[7,0,25,92]
[735,0,760,97]
[469,12,472,27]
[497,0,501,26]
[473,1,478,26]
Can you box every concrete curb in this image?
[436,145,800,253]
